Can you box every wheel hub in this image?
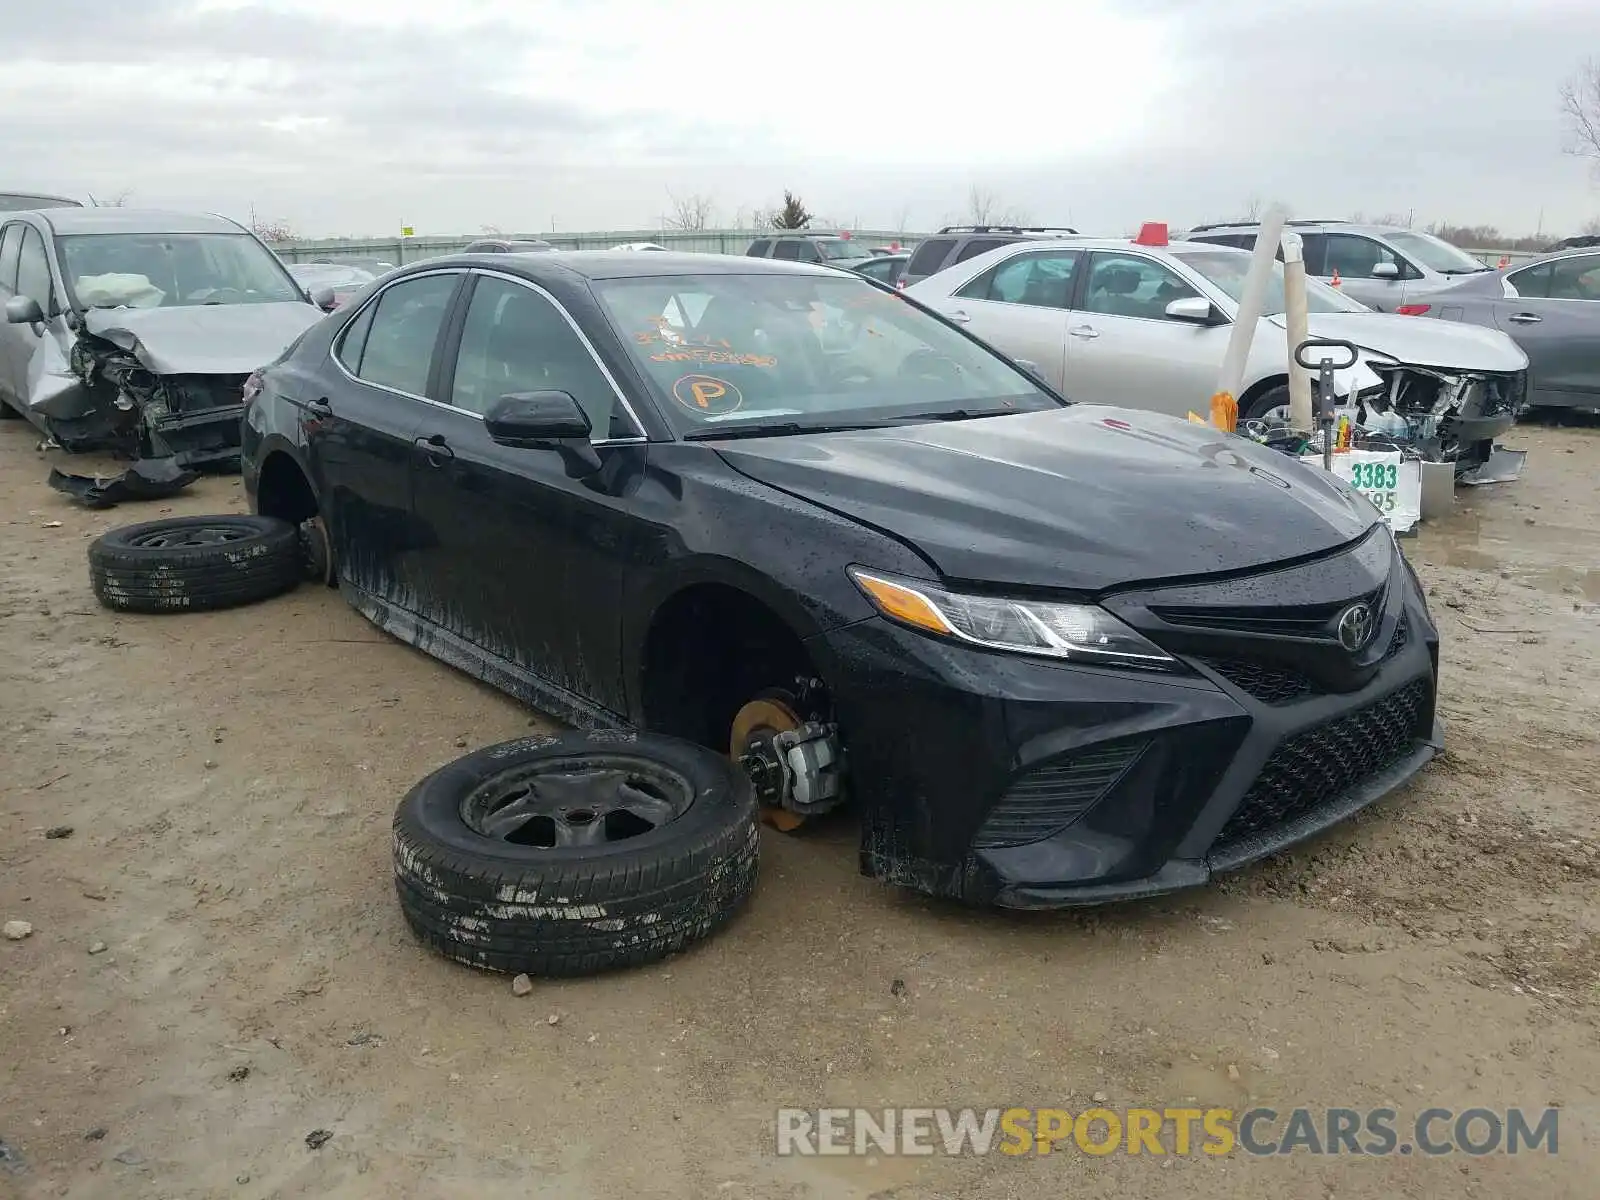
[730,696,844,831]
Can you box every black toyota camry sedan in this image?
[241,250,1441,908]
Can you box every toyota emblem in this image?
[1336,603,1375,652]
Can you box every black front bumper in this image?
[810,543,1440,908]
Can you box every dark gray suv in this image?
[899,224,1079,288]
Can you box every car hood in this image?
[81,301,323,375]
[1268,311,1528,372]
[713,406,1378,593]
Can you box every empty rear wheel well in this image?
[639,584,818,753]
[255,452,318,525]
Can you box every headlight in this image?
[848,568,1178,670]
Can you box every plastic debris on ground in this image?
[1458,446,1529,486]
[48,458,200,510]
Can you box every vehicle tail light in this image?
[242,370,264,410]
[1395,304,1431,316]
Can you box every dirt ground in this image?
[1,414,1597,1200]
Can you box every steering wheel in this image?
[898,348,962,386]
[825,360,877,389]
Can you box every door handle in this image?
[414,433,454,466]
[1507,312,1542,324]
[947,308,971,323]
[1068,325,1100,340]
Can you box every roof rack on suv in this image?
[1189,218,1345,232]
[935,224,1078,235]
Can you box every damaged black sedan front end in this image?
[0,207,322,468]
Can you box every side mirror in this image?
[1370,261,1400,280]
[311,287,337,312]
[1164,296,1220,325]
[5,295,44,326]
[485,391,600,478]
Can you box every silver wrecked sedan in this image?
[1408,246,1600,414]
[0,207,322,467]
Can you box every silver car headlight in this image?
[848,568,1178,670]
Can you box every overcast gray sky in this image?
[5,0,1599,238]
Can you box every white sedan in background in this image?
[904,234,1529,473]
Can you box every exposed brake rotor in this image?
[730,696,808,831]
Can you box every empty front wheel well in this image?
[255,452,319,525]
[639,584,818,753]
[1239,374,1290,419]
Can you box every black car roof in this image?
[420,250,844,282]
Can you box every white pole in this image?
[1281,230,1313,433]
[1214,204,1288,417]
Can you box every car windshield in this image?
[290,264,374,288]
[1383,231,1491,274]
[59,233,303,309]
[813,240,865,260]
[593,271,1059,435]
[1172,249,1371,315]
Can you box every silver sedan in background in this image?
[1408,247,1600,413]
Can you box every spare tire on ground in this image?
[394,730,760,977]
[87,514,302,613]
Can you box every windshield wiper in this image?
[1439,266,1492,275]
[683,420,882,441]
[882,408,1007,424]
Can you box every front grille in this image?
[1212,678,1430,849]
[973,740,1146,849]
[1197,614,1409,706]
[1198,657,1315,704]
[1151,585,1385,640]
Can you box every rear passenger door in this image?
[1063,252,1230,416]
[312,269,464,605]
[944,249,1081,389]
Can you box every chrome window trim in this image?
[327,267,649,446]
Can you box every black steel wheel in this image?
[87,514,302,613]
[393,730,760,977]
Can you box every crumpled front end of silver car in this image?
[1360,361,1525,473]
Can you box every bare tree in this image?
[891,204,912,234]
[1580,214,1600,236]
[961,185,1031,227]
[87,188,134,207]
[251,216,297,243]
[771,191,813,230]
[665,191,716,232]
[480,223,505,235]
[1560,58,1600,164]
[964,185,1001,225]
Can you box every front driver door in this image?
[1496,254,1600,408]
[941,248,1080,390]
[1063,252,1230,417]
[408,270,649,719]
[310,269,463,606]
